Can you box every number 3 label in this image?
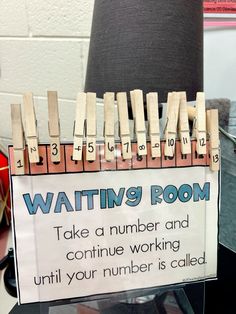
[52,143,58,156]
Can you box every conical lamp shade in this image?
[85,0,203,103]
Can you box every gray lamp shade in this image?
[85,0,203,103]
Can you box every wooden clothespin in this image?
[117,92,132,159]
[164,92,172,137]
[130,90,136,119]
[11,104,25,175]
[206,109,211,136]
[48,91,60,162]
[132,90,147,156]
[73,92,86,161]
[86,92,97,161]
[208,109,220,171]
[147,92,161,158]
[130,90,136,140]
[23,92,39,163]
[164,92,180,157]
[104,92,115,161]
[195,92,206,155]
[179,92,191,155]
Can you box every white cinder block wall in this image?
[1,1,236,151]
[0,0,95,151]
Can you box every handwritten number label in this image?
[168,139,175,147]
[75,146,81,152]
[199,138,206,147]
[183,137,188,145]
[30,147,37,153]
[139,145,146,151]
[152,143,160,149]
[123,142,129,153]
[52,143,58,156]
[88,142,94,153]
[17,159,23,168]
[213,154,219,163]
[107,142,114,152]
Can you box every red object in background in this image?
[204,1,236,14]
[0,151,10,224]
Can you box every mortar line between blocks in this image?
[0,36,90,42]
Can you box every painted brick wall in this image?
[1,1,236,150]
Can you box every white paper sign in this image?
[11,167,219,304]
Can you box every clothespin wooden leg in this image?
[11,104,25,175]
[147,92,161,158]
[179,92,191,155]
[164,92,180,157]
[208,109,220,171]
[133,90,147,156]
[117,92,132,160]
[73,93,86,161]
[130,90,136,140]
[104,92,115,161]
[195,92,207,155]
[47,91,60,162]
[86,93,97,161]
[23,92,39,163]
